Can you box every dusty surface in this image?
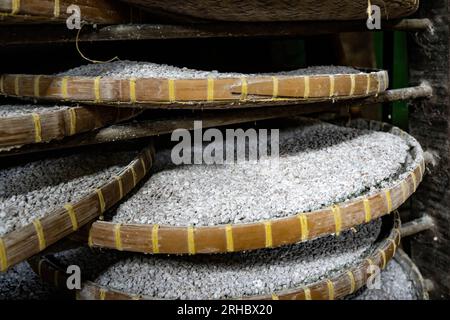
[0,151,137,236]
[59,61,361,79]
[110,119,420,226]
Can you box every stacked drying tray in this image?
[28,116,424,300]
[0,60,425,300]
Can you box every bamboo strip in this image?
[87,120,424,254]
[0,105,141,150]
[29,213,401,300]
[0,0,144,24]
[0,70,388,108]
[0,144,155,272]
[120,0,419,22]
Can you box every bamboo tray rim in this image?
[393,248,429,300]
[0,105,141,150]
[0,144,155,272]
[30,212,401,300]
[87,120,423,255]
[0,0,141,24]
[0,69,388,108]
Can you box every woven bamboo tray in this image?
[87,120,424,254]
[0,0,143,24]
[352,248,429,300]
[0,105,140,150]
[392,248,429,300]
[0,69,388,109]
[121,0,419,22]
[0,145,155,272]
[29,213,401,300]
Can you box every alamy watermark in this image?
[367,4,382,30]
[66,4,81,30]
[171,121,279,165]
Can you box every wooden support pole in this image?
[401,215,435,238]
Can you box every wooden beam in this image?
[0,19,432,46]
[401,215,435,238]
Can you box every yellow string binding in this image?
[326,280,335,300]
[94,77,101,103]
[168,79,176,102]
[61,76,68,99]
[152,224,160,254]
[347,270,356,294]
[114,224,123,251]
[64,203,78,231]
[33,219,46,251]
[0,238,7,272]
[366,74,371,95]
[412,172,417,192]
[129,78,137,103]
[187,226,196,255]
[378,249,387,269]
[303,287,312,300]
[225,224,234,252]
[140,157,146,175]
[99,288,106,300]
[389,239,397,256]
[363,198,371,223]
[264,221,273,248]
[331,205,342,236]
[130,166,137,187]
[96,188,106,214]
[11,0,20,15]
[207,78,214,102]
[329,75,335,98]
[272,76,279,99]
[298,214,309,241]
[349,74,356,96]
[68,108,77,136]
[53,0,60,18]
[31,113,42,143]
[34,75,41,97]
[114,176,123,199]
[240,77,248,101]
[384,190,393,213]
[304,76,310,99]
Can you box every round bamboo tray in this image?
[29,213,401,300]
[0,105,140,151]
[0,0,143,24]
[0,69,388,109]
[87,120,424,255]
[0,144,155,272]
[351,248,429,300]
[120,0,419,22]
[392,248,429,300]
